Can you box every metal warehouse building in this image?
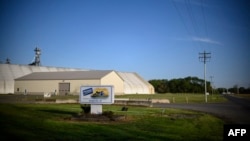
[0,64,86,94]
[1,64,154,95]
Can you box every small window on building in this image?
[17,88,19,92]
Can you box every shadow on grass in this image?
[38,109,77,116]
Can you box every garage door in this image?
[59,83,70,95]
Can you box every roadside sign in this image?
[80,85,114,104]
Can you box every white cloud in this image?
[191,37,223,45]
[172,0,211,8]
[172,37,223,46]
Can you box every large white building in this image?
[0,64,154,95]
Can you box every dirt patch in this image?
[70,111,126,122]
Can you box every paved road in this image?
[153,95,250,124]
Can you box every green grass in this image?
[116,93,227,103]
[0,93,227,104]
[0,103,224,141]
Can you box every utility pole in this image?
[199,51,211,103]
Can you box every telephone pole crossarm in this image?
[199,52,211,64]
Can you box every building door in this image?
[59,83,70,95]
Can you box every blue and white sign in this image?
[80,85,114,104]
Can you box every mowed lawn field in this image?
[116,93,227,103]
[0,94,226,141]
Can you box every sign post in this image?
[80,85,114,114]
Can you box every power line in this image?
[201,0,208,38]
[171,0,200,50]
[185,0,199,37]
[200,0,212,52]
[199,51,211,102]
[171,0,192,36]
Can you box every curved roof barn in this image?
[1,64,154,95]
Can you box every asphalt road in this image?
[153,95,250,124]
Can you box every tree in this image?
[149,76,213,94]
[148,79,169,93]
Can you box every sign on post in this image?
[79,85,114,105]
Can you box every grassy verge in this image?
[0,103,224,141]
[116,93,227,103]
[0,93,227,104]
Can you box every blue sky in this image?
[1,0,249,88]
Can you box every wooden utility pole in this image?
[199,51,211,103]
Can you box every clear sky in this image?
[1,0,249,89]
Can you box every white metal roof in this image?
[117,72,152,94]
[0,64,87,93]
[15,70,113,80]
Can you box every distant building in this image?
[0,64,85,94]
[0,64,154,95]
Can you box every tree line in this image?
[148,76,250,94]
[217,86,250,94]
